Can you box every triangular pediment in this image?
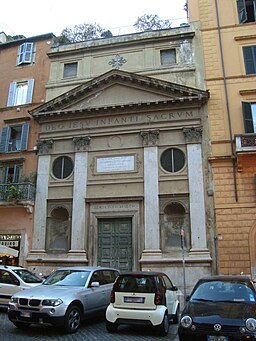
[30,69,209,119]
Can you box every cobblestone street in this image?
[0,308,179,341]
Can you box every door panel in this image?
[98,218,132,272]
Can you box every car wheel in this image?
[172,304,180,324]
[13,321,31,329]
[106,321,118,333]
[64,305,81,334]
[156,312,169,336]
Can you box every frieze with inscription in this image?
[42,111,197,133]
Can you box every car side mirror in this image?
[185,295,190,301]
[91,281,100,287]
[172,286,178,291]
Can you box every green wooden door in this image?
[98,218,132,272]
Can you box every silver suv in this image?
[8,266,119,333]
[106,271,180,336]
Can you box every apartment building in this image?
[189,0,256,277]
[0,33,55,266]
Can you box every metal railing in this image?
[0,182,36,202]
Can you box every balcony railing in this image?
[0,182,36,202]
[235,134,256,152]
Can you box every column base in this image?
[140,249,162,261]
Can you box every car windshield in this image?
[43,270,90,287]
[114,275,157,293]
[191,280,256,303]
[13,269,42,284]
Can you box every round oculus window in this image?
[52,156,73,179]
[160,148,185,172]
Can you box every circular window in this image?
[160,148,185,172]
[52,156,73,179]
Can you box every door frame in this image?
[88,201,142,270]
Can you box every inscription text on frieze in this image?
[42,111,195,132]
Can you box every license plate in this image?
[207,336,228,341]
[124,296,145,303]
[20,311,32,318]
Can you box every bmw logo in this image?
[214,324,222,332]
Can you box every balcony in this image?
[0,182,36,212]
[235,134,256,152]
[235,134,256,171]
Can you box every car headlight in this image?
[42,298,63,307]
[10,297,18,304]
[180,315,193,328]
[246,318,256,332]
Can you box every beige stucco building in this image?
[188,0,256,277]
[27,23,214,292]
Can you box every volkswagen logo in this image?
[214,324,222,332]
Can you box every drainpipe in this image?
[215,0,238,201]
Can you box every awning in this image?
[0,244,19,257]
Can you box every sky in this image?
[0,0,187,38]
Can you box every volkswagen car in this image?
[8,266,119,333]
[178,275,256,341]
[0,265,42,306]
[105,271,180,336]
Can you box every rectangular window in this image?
[237,0,256,23]
[17,42,34,65]
[63,62,78,78]
[1,164,22,183]
[0,123,29,153]
[242,101,256,133]
[7,79,34,106]
[243,46,256,74]
[160,49,176,65]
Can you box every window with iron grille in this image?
[63,62,78,78]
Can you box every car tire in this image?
[172,304,180,324]
[106,321,118,333]
[64,305,81,334]
[156,312,169,336]
[13,321,31,329]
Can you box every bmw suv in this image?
[106,271,180,336]
[8,266,119,333]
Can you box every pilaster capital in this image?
[37,140,53,155]
[73,136,91,152]
[140,130,159,147]
[183,127,202,144]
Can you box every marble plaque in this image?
[96,155,135,173]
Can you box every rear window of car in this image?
[114,275,157,293]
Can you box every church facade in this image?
[27,23,214,292]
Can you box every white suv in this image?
[0,265,42,306]
[106,271,180,336]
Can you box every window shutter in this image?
[26,79,34,104]
[17,43,25,65]
[24,43,34,63]
[237,0,247,23]
[0,127,10,153]
[243,46,256,74]
[17,42,34,65]
[7,82,17,107]
[13,165,21,183]
[242,102,254,133]
[20,123,29,150]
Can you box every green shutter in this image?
[242,102,253,133]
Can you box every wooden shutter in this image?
[26,79,34,104]
[7,82,17,107]
[0,127,10,152]
[242,102,254,133]
[243,46,256,74]
[237,0,248,23]
[20,123,29,150]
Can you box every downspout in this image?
[215,0,238,201]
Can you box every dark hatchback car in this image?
[178,275,256,341]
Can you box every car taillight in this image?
[154,291,162,305]
[110,290,115,303]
